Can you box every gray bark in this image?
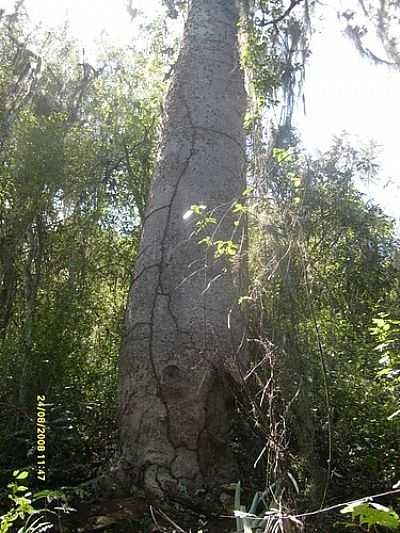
[118,0,248,500]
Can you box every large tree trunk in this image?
[118,0,247,501]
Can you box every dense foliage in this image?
[0,4,165,484]
[247,137,400,513]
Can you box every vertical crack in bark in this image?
[144,100,198,488]
[119,0,247,501]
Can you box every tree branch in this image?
[260,0,305,27]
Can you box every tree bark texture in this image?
[118,0,247,500]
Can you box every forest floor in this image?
[60,495,235,532]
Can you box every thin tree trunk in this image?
[118,0,248,501]
[18,215,44,409]
[0,241,17,340]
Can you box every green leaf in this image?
[289,173,302,187]
[376,368,391,377]
[191,204,207,215]
[232,202,248,214]
[15,471,29,480]
[341,502,400,530]
[226,241,239,256]
[242,186,253,197]
[293,196,302,207]
[33,489,58,499]
[198,237,212,247]
[272,147,293,163]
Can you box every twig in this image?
[300,236,332,508]
[151,506,187,533]
[149,506,164,531]
[293,487,400,519]
[260,0,305,27]
[222,487,400,521]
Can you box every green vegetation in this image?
[0,3,164,483]
[0,470,71,532]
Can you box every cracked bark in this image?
[118,0,247,501]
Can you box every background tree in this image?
[247,135,400,518]
[0,5,164,483]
